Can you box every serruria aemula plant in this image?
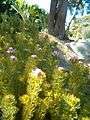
[0,14,90,120]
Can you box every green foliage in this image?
[68,0,84,15]
[0,14,90,120]
[15,3,48,31]
[28,5,48,31]
[0,0,48,32]
[0,0,16,4]
[69,15,90,40]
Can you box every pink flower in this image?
[31,55,37,58]
[6,47,16,54]
[31,68,45,78]
[10,55,17,61]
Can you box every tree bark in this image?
[48,0,68,40]
[48,0,58,35]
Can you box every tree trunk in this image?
[48,0,58,35]
[48,0,68,40]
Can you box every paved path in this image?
[68,39,90,60]
[56,38,90,67]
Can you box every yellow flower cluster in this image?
[64,94,80,108]
[20,94,30,105]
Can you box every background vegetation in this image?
[69,15,90,40]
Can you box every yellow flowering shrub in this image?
[0,14,90,120]
[0,95,18,120]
